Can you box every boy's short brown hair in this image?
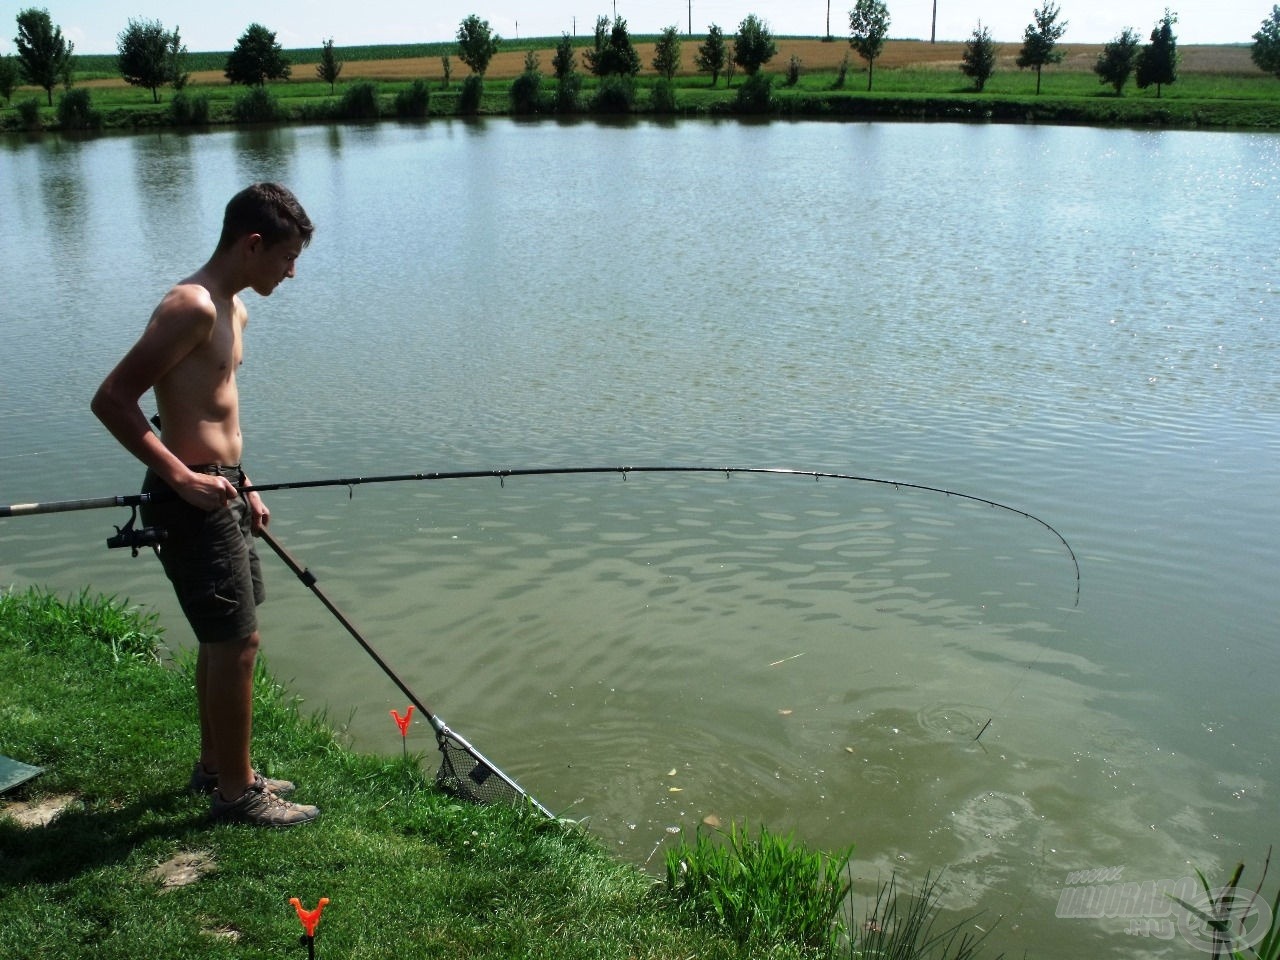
[216,182,315,252]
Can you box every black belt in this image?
[187,464,245,481]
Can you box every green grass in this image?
[786,65,1280,101]
[666,821,853,952]
[5,71,1278,132]
[0,587,815,960]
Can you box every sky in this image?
[3,0,1270,55]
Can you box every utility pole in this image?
[827,0,831,40]
[688,0,692,36]
[931,0,937,43]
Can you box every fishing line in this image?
[237,465,1080,602]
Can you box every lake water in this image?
[2,118,1277,957]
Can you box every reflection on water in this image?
[1,119,1277,959]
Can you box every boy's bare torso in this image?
[152,277,247,468]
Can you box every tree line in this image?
[4,4,1280,113]
[959,4,1184,97]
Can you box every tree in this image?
[1094,27,1139,95]
[456,14,500,77]
[653,25,682,81]
[225,23,290,87]
[317,37,342,93]
[116,18,179,103]
[584,15,609,75]
[1016,2,1067,95]
[0,54,19,104]
[14,8,74,106]
[168,27,189,92]
[848,0,891,91]
[695,24,727,86]
[1135,9,1178,98]
[552,33,581,111]
[585,16,640,77]
[1251,5,1280,79]
[552,33,575,80]
[960,22,997,91]
[734,14,777,76]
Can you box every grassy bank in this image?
[3,37,1278,132]
[0,588,808,959]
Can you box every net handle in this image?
[257,524,552,818]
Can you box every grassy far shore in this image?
[3,37,1279,132]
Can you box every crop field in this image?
[70,37,1265,84]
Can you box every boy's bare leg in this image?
[196,644,213,771]
[198,633,259,800]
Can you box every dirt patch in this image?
[0,794,77,828]
[149,849,216,891]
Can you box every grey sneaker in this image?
[209,777,319,828]
[189,763,295,797]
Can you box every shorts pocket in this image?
[180,575,240,620]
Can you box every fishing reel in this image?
[106,505,166,557]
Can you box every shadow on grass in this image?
[0,787,207,886]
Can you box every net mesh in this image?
[433,730,530,809]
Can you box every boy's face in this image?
[246,233,304,297]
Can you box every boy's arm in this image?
[91,291,239,511]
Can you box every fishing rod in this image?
[0,464,1080,594]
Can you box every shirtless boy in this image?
[92,183,318,827]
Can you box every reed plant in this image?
[843,871,1004,959]
[55,88,101,130]
[1173,853,1280,960]
[338,80,381,119]
[231,85,279,123]
[457,73,484,114]
[665,821,853,952]
[394,79,431,119]
[169,90,210,125]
